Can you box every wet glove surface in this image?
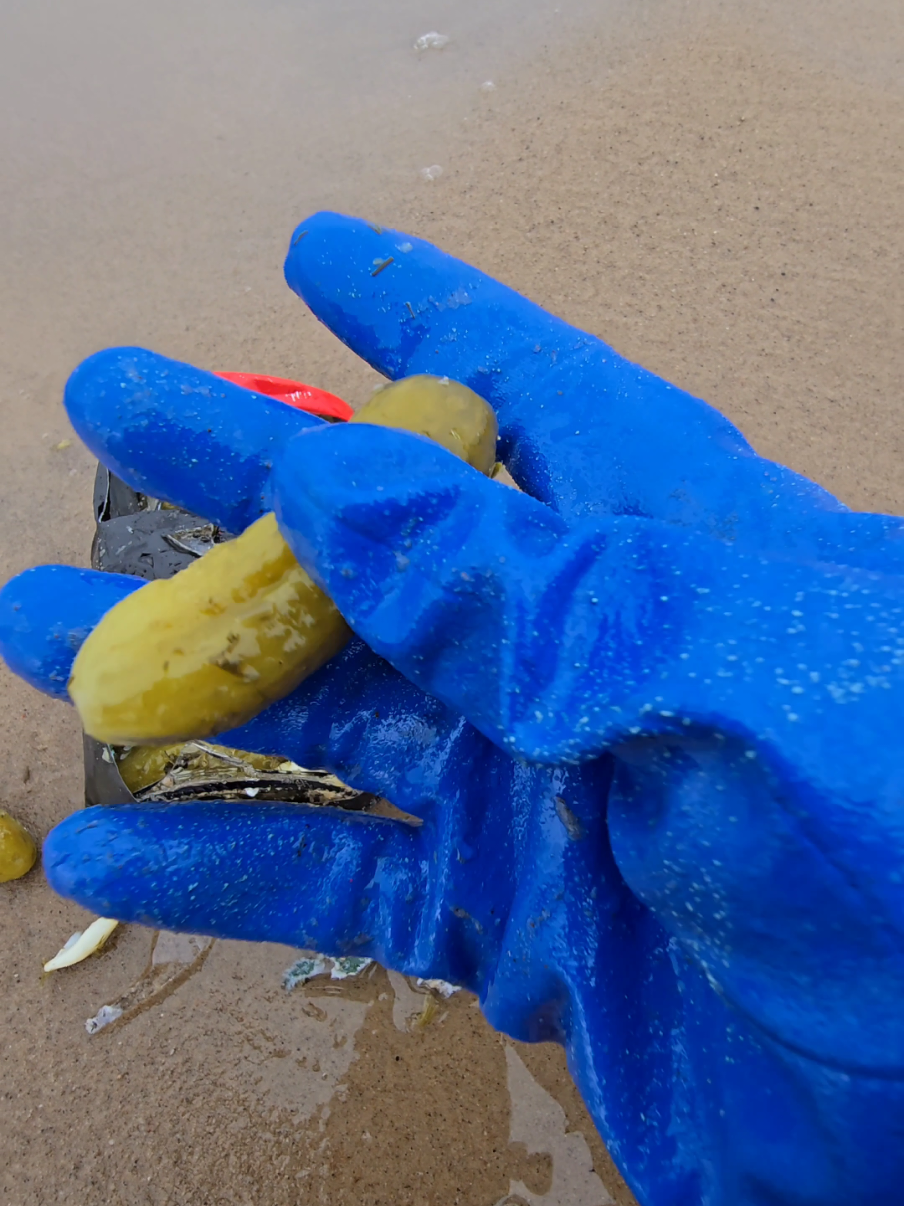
[2,212,904,1206]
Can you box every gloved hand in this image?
[3,212,904,1206]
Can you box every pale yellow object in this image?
[0,811,38,883]
[43,917,119,972]
[352,375,497,474]
[69,376,498,747]
[117,740,295,794]
[70,512,350,745]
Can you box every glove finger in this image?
[0,565,142,698]
[285,211,843,534]
[0,563,476,826]
[44,800,427,961]
[275,420,904,780]
[65,347,323,532]
[273,420,582,759]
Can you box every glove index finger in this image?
[285,211,844,537]
[65,347,324,533]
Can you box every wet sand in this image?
[1,0,902,1202]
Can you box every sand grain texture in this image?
[0,0,901,1202]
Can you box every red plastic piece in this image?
[215,372,353,422]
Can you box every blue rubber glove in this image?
[3,212,904,1206]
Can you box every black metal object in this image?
[84,463,370,811]
[83,731,139,806]
[91,465,231,580]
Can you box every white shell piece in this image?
[414,31,449,50]
[417,978,462,998]
[44,917,119,972]
[85,1004,124,1034]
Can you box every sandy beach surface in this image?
[1,0,902,1203]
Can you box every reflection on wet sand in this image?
[79,932,624,1202]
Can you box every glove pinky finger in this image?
[44,801,427,966]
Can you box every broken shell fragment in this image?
[44,917,119,972]
[85,1004,124,1034]
[0,811,38,883]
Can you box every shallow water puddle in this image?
[84,929,215,1034]
[83,933,612,1201]
[501,1047,614,1206]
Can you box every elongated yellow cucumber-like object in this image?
[352,375,497,474]
[69,376,497,746]
[70,511,349,745]
[0,811,37,883]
